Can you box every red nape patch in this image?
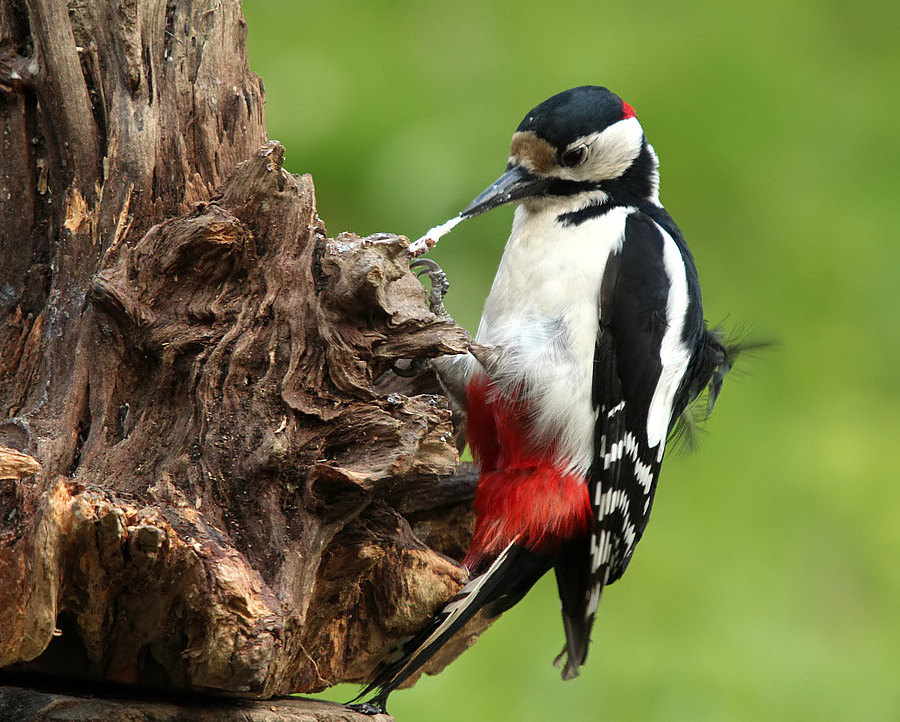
[464,375,591,568]
[621,100,637,119]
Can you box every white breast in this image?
[474,204,633,474]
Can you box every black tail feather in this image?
[349,541,551,713]
[553,536,594,679]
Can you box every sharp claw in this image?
[409,258,450,318]
[409,258,439,271]
[390,358,431,378]
[411,260,449,291]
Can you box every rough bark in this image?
[0,0,483,707]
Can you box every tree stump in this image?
[0,0,483,709]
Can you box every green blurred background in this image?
[242,1,899,719]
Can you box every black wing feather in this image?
[556,210,707,678]
[594,212,673,575]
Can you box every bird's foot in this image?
[389,259,453,378]
[410,258,450,319]
[389,357,431,377]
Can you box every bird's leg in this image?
[410,257,451,319]
[431,342,501,416]
[406,265,503,413]
[390,258,452,377]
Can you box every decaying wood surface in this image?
[0,683,391,722]
[0,0,486,707]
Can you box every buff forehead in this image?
[509,131,557,174]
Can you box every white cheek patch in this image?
[567,117,644,182]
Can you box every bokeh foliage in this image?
[242,1,899,719]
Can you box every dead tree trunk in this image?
[0,0,482,705]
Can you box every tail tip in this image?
[553,648,583,681]
[347,698,389,717]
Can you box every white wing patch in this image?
[646,225,693,455]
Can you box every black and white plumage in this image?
[351,85,737,713]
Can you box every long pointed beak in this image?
[461,165,550,219]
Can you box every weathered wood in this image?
[0,0,483,703]
[0,446,41,480]
[0,683,392,722]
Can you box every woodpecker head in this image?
[462,86,660,218]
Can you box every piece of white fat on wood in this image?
[408,215,464,255]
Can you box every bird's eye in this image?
[560,145,588,168]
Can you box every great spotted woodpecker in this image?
[351,85,737,714]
